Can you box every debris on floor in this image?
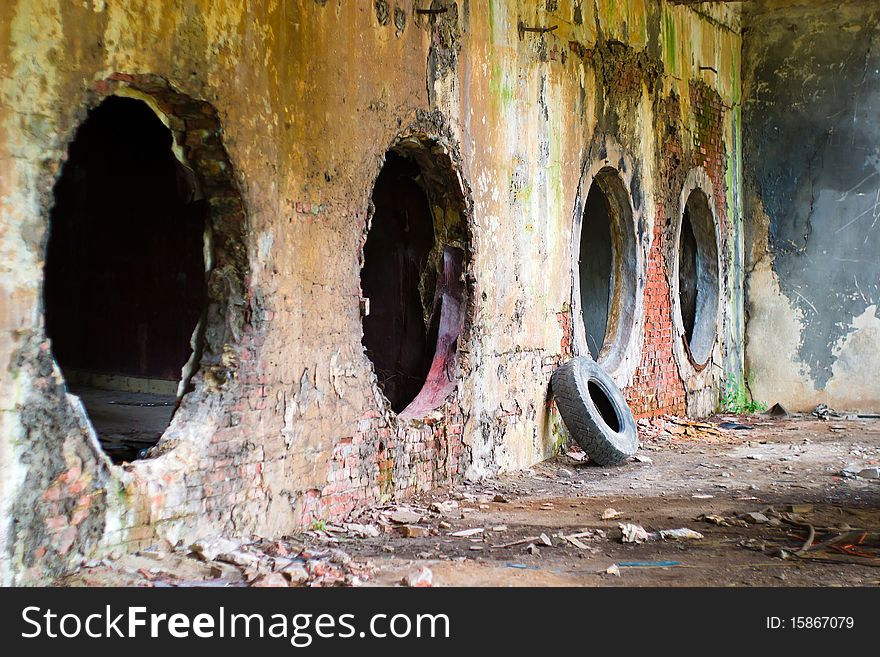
[841,464,880,480]
[617,561,683,568]
[389,508,424,525]
[401,566,433,587]
[345,522,381,538]
[56,417,880,588]
[664,417,725,439]
[619,523,652,544]
[658,528,704,541]
[68,537,373,588]
[450,528,484,537]
[619,523,704,543]
[763,403,789,418]
[637,415,747,447]
[813,404,840,420]
[699,513,749,528]
[742,511,770,524]
[719,421,754,431]
[566,447,587,462]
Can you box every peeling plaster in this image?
[745,254,817,410]
[743,0,880,411]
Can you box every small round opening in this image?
[577,167,637,368]
[677,189,719,366]
[44,96,207,463]
[580,183,614,358]
[360,141,468,415]
[679,209,698,345]
[588,380,620,432]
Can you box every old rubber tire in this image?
[551,356,638,466]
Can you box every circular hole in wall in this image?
[577,167,637,368]
[44,96,207,463]
[677,188,719,366]
[360,140,468,416]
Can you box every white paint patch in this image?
[749,268,880,412]
[825,305,880,411]
[252,230,275,284]
[745,257,818,410]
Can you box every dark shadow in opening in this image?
[361,151,437,413]
[679,207,698,344]
[677,189,719,366]
[588,380,621,432]
[44,96,206,463]
[579,182,614,359]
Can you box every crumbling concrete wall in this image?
[0,0,742,584]
[743,0,880,412]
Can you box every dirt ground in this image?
[58,414,880,587]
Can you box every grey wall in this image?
[743,0,880,411]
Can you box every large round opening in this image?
[676,188,719,366]
[577,167,637,367]
[44,96,207,463]
[360,140,468,416]
[361,151,435,412]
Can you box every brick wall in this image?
[23,71,734,565]
[691,82,730,235]
[625,202,689,418]
[622,82,729,418]
[302,402,465,526]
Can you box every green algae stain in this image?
[664,10,676,76]
[486,1,515,110]
[489,61,515,109]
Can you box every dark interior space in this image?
[677,189,718,365]
[361,150,438,413]
[678,206,698,344]
[44,95,207,462]
[579,180,614,359]
[588,380,620,433]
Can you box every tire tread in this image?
[551,358,637,466]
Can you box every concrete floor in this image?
[71,386,176,463]
[351,415,880,586]
[59,415,880,586]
